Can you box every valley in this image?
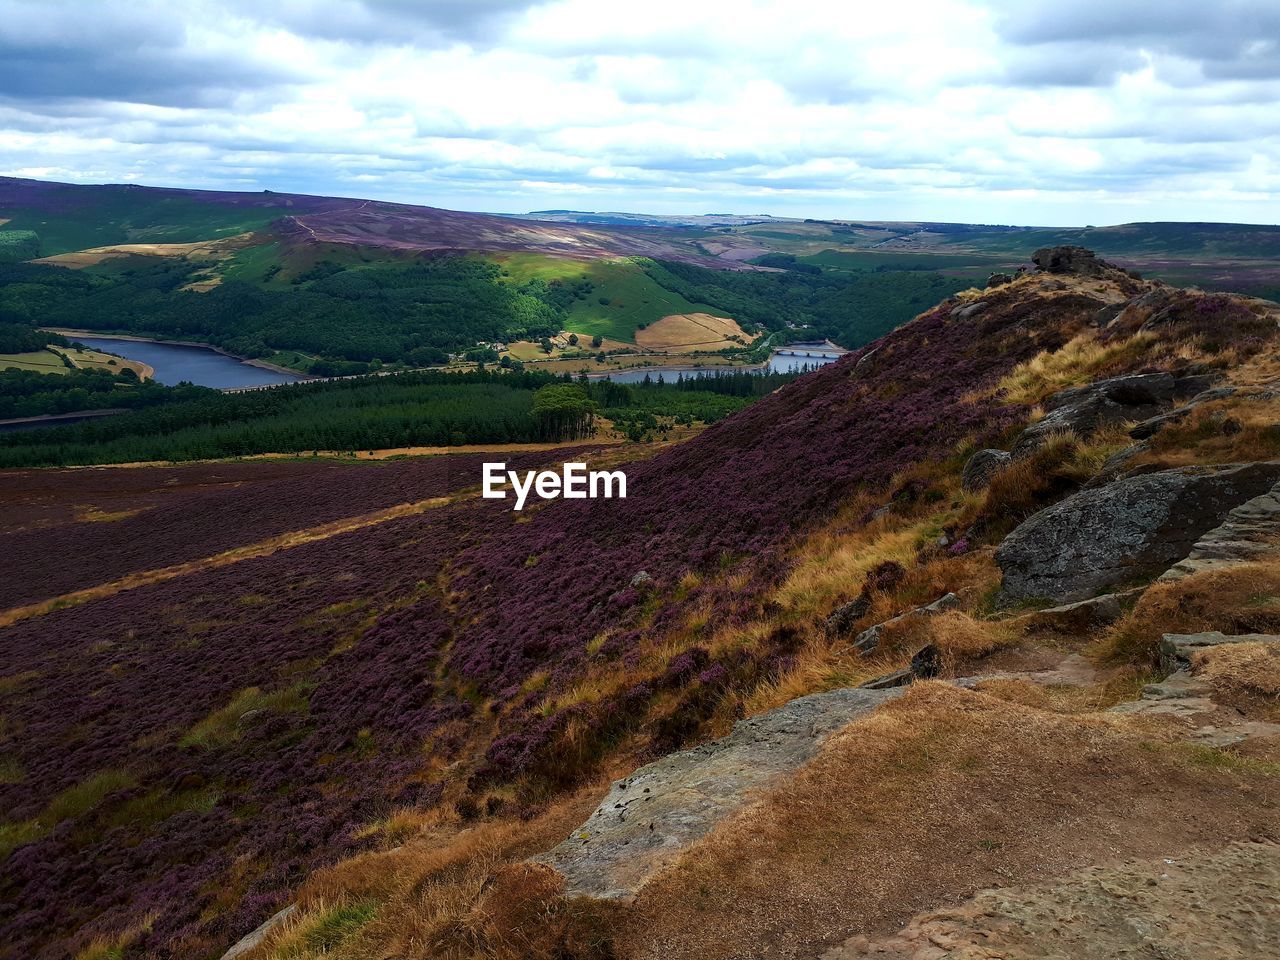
[3,177,1280,960]
[2,229,1280,957]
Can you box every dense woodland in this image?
[0,368,796,467]
[0,366,182,420]
[0,251,969,376]
[643,259,973,346]
[0,230,40,264]
[0,258,563,368]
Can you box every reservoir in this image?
[56,334,303,389]
[593,343,846,383]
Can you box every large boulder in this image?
[996,462,1280,604]
[962,448,1011,491]
[1031,245,1121,278]
[1013,372,1207,456]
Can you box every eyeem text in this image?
[482,461,627,510]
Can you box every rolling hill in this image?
[4,246,1280,958]
[5,178,1278,373]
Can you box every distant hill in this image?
[0,176,722,264]
[3,178,1277,372]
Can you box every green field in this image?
[0,349,69,375]
[497,254,722,342]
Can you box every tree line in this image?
[0,366,800,467]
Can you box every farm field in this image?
[634,312,752,352]
[0,349,68,374]
[0,346,151,379]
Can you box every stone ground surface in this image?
[537,687,902,900]
[1159,479,1280,582]
[823,841,1280,960]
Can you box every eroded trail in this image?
[0,493,454,629]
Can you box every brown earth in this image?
[613,684,1280,960]
[634,313,752,353]
[33,232,257,268]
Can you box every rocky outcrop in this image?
[961,448,1010,491]
[537,686,902,901]
[1012,373,1199,456]
[1158,480,1280,582]
[1161,631,1280,666]
[859,644,944,690]
[1112,632,1280,746]
[1014,373,1163,454]
[1128,386,1235,440]
[849,593,960,653]
[1016,588,1143,633]
[949,300,988,321]
[996,462,1280,603]
[1031,245,1122,278]
[220,905,296,960]
[825,594,871,636]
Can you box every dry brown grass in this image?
[614,683,1280,960]
[252,782,617,960]
[994,331,1157,406]
[969,670,1154,714]
[1193,643,1280,700]
[634,313,749,352]
[879,610,1019,671]
[1094,558,1280,665]
[1128,395,1280,470]
[961,427,1128,541]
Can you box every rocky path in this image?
[824,841,1280,960]
[537,687,903,900]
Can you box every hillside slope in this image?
[3,248,1279,958]
[0,176,717,264]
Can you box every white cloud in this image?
[0,0,1277,223]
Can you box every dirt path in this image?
[0,493,456,629]
[613,684,1280,960]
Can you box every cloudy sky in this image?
[1,0,1277,224]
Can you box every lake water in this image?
[591,344,846,383]
[62,335,303,389]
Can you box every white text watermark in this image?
[483,462,627,510]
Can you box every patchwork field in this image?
[0,350,68,374]
[635,312,752,352]
[0,346,151,379]
[33,232,257,270]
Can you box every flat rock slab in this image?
[1016,588,1144,633]
[537,687,902,901]
[825,841,1280,959]
[1163,631,1280,663]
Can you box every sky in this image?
[1,0,1278,225]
